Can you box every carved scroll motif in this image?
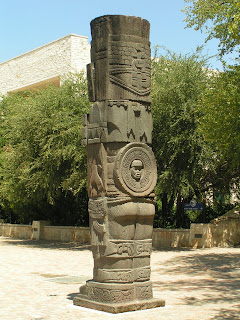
[94,267,151,283]
[87,285,134,303]
[135,282,153,300]
[85,281,153,303]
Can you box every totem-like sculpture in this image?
[73,15,165,313]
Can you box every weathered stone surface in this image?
[88,15,151,103]
[73,295,165,314]
[82,101,153,145]
[74,14,165,313]
[73,280,165,313]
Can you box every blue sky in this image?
[0,0,224,69]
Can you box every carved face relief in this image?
[130,159,143,181]
[114,143,157,197]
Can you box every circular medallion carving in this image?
[114,143,157,196]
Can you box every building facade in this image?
[0,34,90,96]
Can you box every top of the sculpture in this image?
[91,15,150,40]
[87,15,151,103]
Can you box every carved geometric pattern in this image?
[109,43,151,97]
[102,239,152,258]
[82,100,152,145]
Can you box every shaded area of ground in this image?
[152,251,240,319]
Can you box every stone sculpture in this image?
[73,14,165,313]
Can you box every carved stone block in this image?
[114,142,157,197]
[75,280,153,304]
[82,101,152,145]
[89,15,151,103]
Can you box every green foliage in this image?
[183,0,240,60]
[0,73,90,225]
[152,48,211,195]
[198,65,240,198]
[200,66,240,169]
[151,47,240,228]
[151,48,220,227]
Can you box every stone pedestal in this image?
[73,15,165,313]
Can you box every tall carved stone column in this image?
[73,15,165,313]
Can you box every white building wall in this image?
[70,34,91,74]
[0,34,90,96]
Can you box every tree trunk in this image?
[175,193,184,228]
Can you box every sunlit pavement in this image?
[1,236,240,320]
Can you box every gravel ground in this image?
[1,236,240,320]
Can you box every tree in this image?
[183,0,240,60]
[151,48,215,228]
[199,65,240,199]
[183,0,240,209]
[0,73,90,225]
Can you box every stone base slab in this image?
[73,294,165,313]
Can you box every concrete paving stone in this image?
[1,236,240,320]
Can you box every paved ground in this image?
[1,236,240,320]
